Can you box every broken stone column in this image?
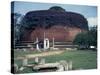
[13,64,18,73]
[59,60,68,71]
[64,62,69,71]
[22,48,26,52]
[52,37,55,49]
[68,61,72,70]
[39,58,45,65]
[34,57,39,64]
[56,64,64,71]
[22,58,28,66]
[19,67,25,71]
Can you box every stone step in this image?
[15,46,31,49]
[54,45,78,48]
[54,42,72,45]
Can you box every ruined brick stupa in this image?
[21,6,88,42]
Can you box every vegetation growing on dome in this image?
[49,6,66,12]
[20,6,88,30]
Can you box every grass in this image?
[13,49,97,73]
[43,50,97,69]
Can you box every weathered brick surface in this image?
[22,26,83,42]
[20,6,88,42]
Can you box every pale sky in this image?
[11,1,97,27]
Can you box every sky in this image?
[12,1,97,27]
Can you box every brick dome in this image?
[20,6,88,42]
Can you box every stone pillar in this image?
[64,62,69,71]
[44,38,49,50]
[36,38,40,51]
[53,37,55,49]
[57,64,64,71]
[59,60,68,71]
[34,57,39,63]
[39,58,45,65]
[13,64,18,73]
[22,58,28,66]
[68,61,72,70]
[36,43,39,50]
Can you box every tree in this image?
[73,26,97,49]
[11,13,23,44]
[89,26,97,47]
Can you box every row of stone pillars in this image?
[22,58,73,71]
[14,58,72,73]
[36,37,55,51]
[22,57,46,66]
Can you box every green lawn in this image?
[13,50,97,73]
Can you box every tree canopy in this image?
[73,26,97,48]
